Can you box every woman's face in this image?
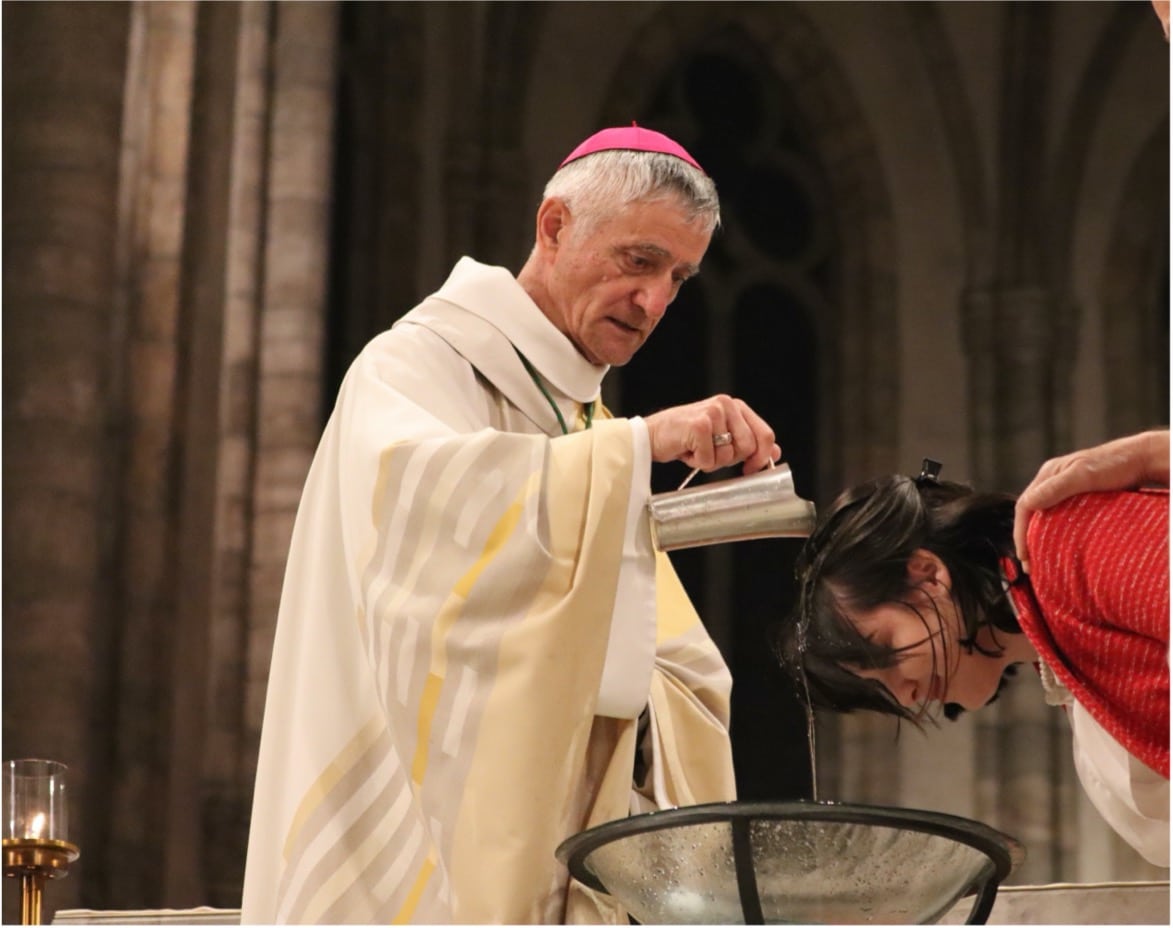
[839,550,1030,712]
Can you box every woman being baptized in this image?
[777,460,1168,866]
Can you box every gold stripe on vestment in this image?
[410,471,540,786]
[393,854,437,924]
[282,712,385,862]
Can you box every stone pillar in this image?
[960,284,1056,492]
[951,3,1086,885]
[444,143,485,262]
[105,0,198,907]
[242,0,340,778]
[2,0,339,910]
[480,146,532,269]
[160,0,270,906]
[441,2,490,265]
[326,0,425,393]
[225,0,340,907]
[961,281,1077,883]
[833,715,903,806]
[1,1,131,917]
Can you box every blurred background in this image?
[3,0,1168,918]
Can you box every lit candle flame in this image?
[27,812,45,840]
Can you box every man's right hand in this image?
[643,394,781,476]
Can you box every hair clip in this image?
[915,458,942,485]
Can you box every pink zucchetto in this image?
[558,122,705,173]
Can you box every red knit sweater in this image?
[1004,489,1169,778]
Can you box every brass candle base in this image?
[3,838,80,925]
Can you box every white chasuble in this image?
[241,258,735,924]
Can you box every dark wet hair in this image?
[777,469,1020,726]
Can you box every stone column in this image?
[945,2,1089,885]
[105,0,198,906]
[961,285,1057,492]
[326,0,425,391]
[2,1,131,916]
[228,0,340,907]
[161,0,271,906]
[242,0,341,769]
[479,146,532,269]
[961,284,1081,886]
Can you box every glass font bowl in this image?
[556,800,1024,925]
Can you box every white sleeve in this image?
[1069,702,1170,867]
[594,416,657,719]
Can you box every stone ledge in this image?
[50,881,1171,925]
[941,880,1170,925]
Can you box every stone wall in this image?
[2,0,338,917]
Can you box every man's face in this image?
[544,198,712,366]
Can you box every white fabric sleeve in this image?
[594,416,657,718]
[1069,702,1170,867]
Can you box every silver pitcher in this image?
[647,463,817,551]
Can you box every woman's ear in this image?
[906,548,951,590]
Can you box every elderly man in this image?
[241,126,780,923]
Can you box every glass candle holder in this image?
[3,759,78,925]
[4,760,69,843]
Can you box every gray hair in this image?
[542,150,721,236]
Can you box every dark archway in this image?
[595,1,898,803]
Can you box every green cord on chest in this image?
[515,349,594,435]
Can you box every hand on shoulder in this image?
[1013,429,1170,572]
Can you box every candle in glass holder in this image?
[4,760,68,843]
[3,759,78,925]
